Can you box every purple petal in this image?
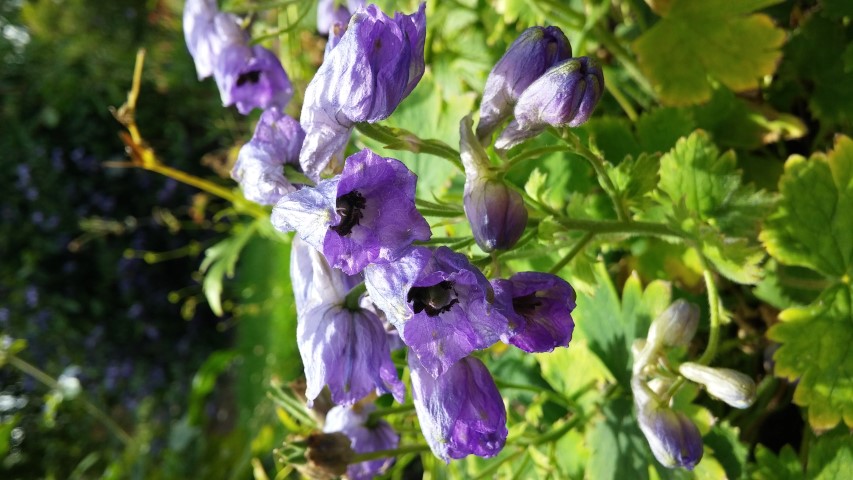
[300,305,405,406]
[272,178,341,249]
[492,272,576,353]
[410,355,507,462]
[299,3,427,179]
[364,246,433,328]
[321,149,431,274]
[213,44,293,115]
[183,0,246,79]
[232,109,305,205]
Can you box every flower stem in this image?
[696,267,722,365]
[343,282,368,311]
[560,131,630,221]
[368,404,415,421]
[549,232,595,274]
[349,444,431,463]
[553,217,683,238]
[504,145,572,172]
[8,355,132,445]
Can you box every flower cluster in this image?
[631,300,756,469]
[184,4,599,476]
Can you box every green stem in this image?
[144,163,269,220]
[696,266,722,365]
[8,355,132,445]
[344,282,367,311]
[349,444,431,463]
[368,404,415,421]
[560,131,630,221]
[525,413,586,447]
[504,145,571,172]
[604,74,639,122]
[549,232,596,274]
[553,217,683,239]
[417,208,465,218]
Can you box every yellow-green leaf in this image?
[768,284,853,430]
[761,135,853,280]
[633,0,785,105]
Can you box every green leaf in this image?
[703,421,749,480]
[580,116,642,164]
[636,107,697,154]
[535,328,615,410]
[633,0,785,105]
[657,131,774,283]
[768,284,853,430]
[751,444,802,480]
[607,152,660,214]
[806,428,853,479]
[355,70,474,197]
[576,264,671,386]
[200,222,258,316]
[761,135,853,280]
[586,397,651,480]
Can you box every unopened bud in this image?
[679,362,756,409]
[648,300,700,348]
[637,404,704,470]
[495,56,604,151]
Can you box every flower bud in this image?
[678,362,757,409]
[647,299,700,349]
[464,177,528,252]
[495,56,604,151]
[637,404,704,470]
[476,26,572,143]
[460,115,527,251]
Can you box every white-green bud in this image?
[648,300,700,349]
[679,362,757,409]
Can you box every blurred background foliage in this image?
[1,0,852,478]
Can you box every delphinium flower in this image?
[231,108,306,205]
[409,354,507,461]
[636,399,704,470]
[272,149,430,275]
[323,404,399,480]
[299,3,427,180]
[476,26,572,143]
[495,56,605,151]
[491,272,576,353]
[364,246,509,377]
[183,0,293,114]
[460,115,527,252]
[290,237,405,407]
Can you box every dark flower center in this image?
[407,281,459,317]
[512,292,542,317]
[330,190,367,236]
[236,70,262,86]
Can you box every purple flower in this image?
[323,404,399,480]
[410,355,507,461]
[183,0,245,79]
[231,109,306,205]
[299,3,426,180]
[183,0,293,114]
[492,272,576,353]
[476,26,572,143]
[495,56,605,151]
[290,238,404,406]
[272,149,430,275]
[213,43,293,114]
[365,246,508,377]
[636,403,704,470]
